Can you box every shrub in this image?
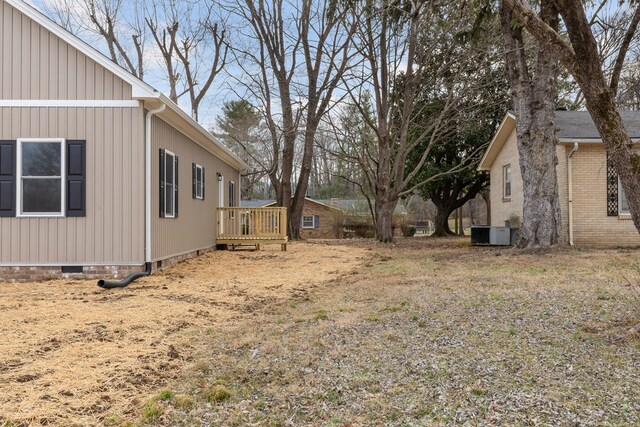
[401,224,416,237]
[203,385,232,403]
[173,395,195,411]
[140,399,163,423]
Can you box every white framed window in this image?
[194,164,204,200]
[302,215,315,228]
[17,138,65,217]
[164,150,176,218]
[619,178,630,214]
[503,164,512,199]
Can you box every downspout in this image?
[97,102,166,288]
[144,103,166,263]
[568,143,579,246]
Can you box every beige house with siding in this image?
[0,0,247,281]
[479,111,640,247]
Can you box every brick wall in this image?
[490,132,640,247]
[0,265,143,283]
[570,144,640,247]
[299,200,344,239]
[489,130,524,228]
[490,130,569,244]
[0,247,215,283]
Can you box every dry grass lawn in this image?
[2,239,640,426]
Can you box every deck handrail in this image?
[216,207,288,240]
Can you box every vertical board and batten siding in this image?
[151,116,240,261]
[0,107,145,264]
[0,0,145,264]
[1,1,132,100]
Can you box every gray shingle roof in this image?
[556,110,640,139]
[240,199,275,208]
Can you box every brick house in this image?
[479,111,640,247]
[241,198,344,239]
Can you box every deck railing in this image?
[216,207,288,242]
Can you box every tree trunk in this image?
[501,0,563,247]
[433,207,455,237]
[375,199,396,242]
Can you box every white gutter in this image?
[568,143,579,246]
[145,104,166,263]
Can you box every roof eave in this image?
[478,112,516,171]
[144,95,249,173]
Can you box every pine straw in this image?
[0,243,369,426]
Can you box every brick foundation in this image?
[0,247,215,283]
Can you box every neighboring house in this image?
[479,111,640,247]
[240,198,343,239]
[240,197,409,239]
[0,0,247,281]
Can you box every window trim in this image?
[302,215,315,229]
[228,180,236,218]
[503,164,512,200]
[619,177,630,215]
[164,149,176,218]
[16,138,66,218]
[194,163,204,200]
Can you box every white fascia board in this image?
[7,0,157,99]
[558,138,640,144]
[0,100,141,108]
[478,112,516,171]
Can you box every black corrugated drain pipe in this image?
[97,262,152,289]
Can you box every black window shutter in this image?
[202,167,205,200]
[159,149,166,217]
[66,140,86,217]
[192,163,197,199]
[314,214,320,229]
[607,155,618,216]
[174,155,179,218]
[0,140,16,217]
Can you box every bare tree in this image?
[225,0,357,238]
[503,0,640,235]
[337,0,496,242]
[44,0,146,79]
[145,0,228,118]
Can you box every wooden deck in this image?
[216,207,288,250]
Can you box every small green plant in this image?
[471,387,487,396]
[203,385,232,403]
[158,389,175,401]
[364,314,380,322]
[314,309,328,320]
[173,394,195,411]
[103,414,123,426]
[140,399,163,423]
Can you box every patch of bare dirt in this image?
[0,243,368,426]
